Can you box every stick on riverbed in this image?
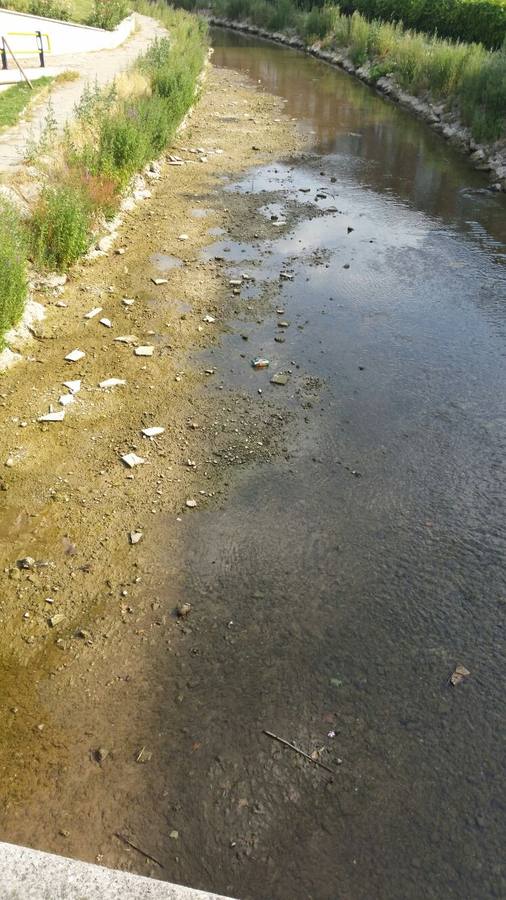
[263,730,336,775]
[114,832,164,868]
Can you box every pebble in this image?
[186,499,197,508]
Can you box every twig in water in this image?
[114,832,164,869]
[263,730,336,775]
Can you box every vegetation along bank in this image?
[0,1,207,348]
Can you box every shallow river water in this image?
[160,30,506,900]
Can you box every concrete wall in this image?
[0,8,134,56]
[0,841,237,900]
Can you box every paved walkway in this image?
[0,841,236,899]
[0,13,166,175]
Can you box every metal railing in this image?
[1,29,46,83]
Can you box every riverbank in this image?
[206,14,506,192]
[0,59,304,882]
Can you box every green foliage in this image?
[27,0,71,19]
[88,0,129,29]
[338,0,506,50]
[0,200,28,345]
[300,5,337,39]
[30,185,92,270]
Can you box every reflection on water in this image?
[157,30,506,900]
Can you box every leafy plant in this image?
[88,0,129,29]
[30,185,92,270]
[0,200,28,345]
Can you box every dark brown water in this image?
[158,31,506,900]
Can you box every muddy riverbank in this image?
[0,64,305,880]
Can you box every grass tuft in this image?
[0,200,28,346]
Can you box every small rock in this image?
[134,346,154,357]
[84,307,102,320]
[65,349,85,362]
[38,410,65,423]
[252,358,269,368]
[129,531,143,545]
[450,664,471,686]
[136,746,153,764]
[186,499,197,508]
[270,373,289,385]
[121,453,146,468]
[63,380,81,394]
[99,378,126,389]
[48,614,65,627]
[151,278,168,286]
[99,318,112,328]
[142,427,165,438]
[95,747,109,763]
[176,602,192,618]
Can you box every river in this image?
[160,27,506,900]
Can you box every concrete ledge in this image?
[0,841,236,900]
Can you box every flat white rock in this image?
[84,307,102,319]
[129,531,143,545]
[178,234,189,241]
[151,278,168,286]
[59,394,75,406]
[121,453,145,468]
[65,349,85,362]
[39,411,65,422]
[100,318,112,328]
[135,346,154,357]
[122,298,135,306]
[203,315,216,324]
[99,378,126,389]
[115,335,138,344]
[186,499,197,508]
[142,427,165,438]
[63,380,81,394]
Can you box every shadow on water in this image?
[153,30,506,900]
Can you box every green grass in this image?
[24,4,207,271]
[0,200,28,347]
[0,77,54,130]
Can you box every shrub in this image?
[89,0,129,29]
[27,0,71,20]
[0,200,28,345]
[30,185,92,270]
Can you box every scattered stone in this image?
[115,248,126,255]
[59,394,75,407]
[129,531,143,545]
[347,226,354,234]
[229,279,242,286]
[278,321,290,328]
[65,349,85,362]
[151,278,168,286]
[48,614,65,627]
[252,358,269,368]
[279,271,294,280]
[122,298,135,307]
[450,664,471,686]
[176,602,192,618]
[121,453,146,468]
[99,378,126,389]
[271,373,289,385]
[63,380,81,394]
[17,557,35,569]
[84,307,102,320]
[95,748,109,763]
[169,831,179,840]
[274,336,285,343]
[178,234,189,241]
[134,346,154,357]
[186,499,197,508]
[203,314,216,323]
[343,263,350,270]
[142,427,165,438]
[38,410,65,422]
[115,335,138,345]
[100,318,112,328]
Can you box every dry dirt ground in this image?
[0,64,303,883]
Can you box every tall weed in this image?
[0,200,28,345]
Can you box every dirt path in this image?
[0,62,303,885]
[0,13,166,174]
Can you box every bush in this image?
[339,0,506,50]
[30,185,92,270]
[27,0,71,20]
[0,200,28,345]
[88,0,129,29]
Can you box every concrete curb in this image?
[0,841,236,900]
